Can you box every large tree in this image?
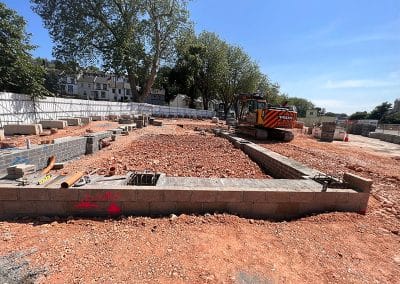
[286,97,315,117]
[0,3,48,97]
[367,102,392,121]
[219,45,262,115]
[32,0,189,102]
[349,111,368,120]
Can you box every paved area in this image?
[344,134,400,156]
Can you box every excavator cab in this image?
[237,93,297,142]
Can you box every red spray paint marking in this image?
[75,201,99,209]
[107,202,122,215]
[74,191,122,215]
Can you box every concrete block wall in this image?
[85,131,112,154]
[0,136,87,174]
[239,141,322,179]
[0,185,369,220]
[369,132,400,145]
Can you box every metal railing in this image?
[375,124,400,136]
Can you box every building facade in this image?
[59,71,165,105]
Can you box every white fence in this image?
[0,92,214,126]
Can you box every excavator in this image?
[235,93,297,142]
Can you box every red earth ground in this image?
[0,120,399,283]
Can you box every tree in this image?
[286,97,314,117]
[32,0,189,102]
[349,111,368,120]
[367,102,392,121]
[218,45,261,115]
[381,112,400,124]
[0,3,48,97]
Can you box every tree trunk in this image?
[140,56,159,103]
[202,95,209,110]
[127,71,139,102]
[140,30,161,103]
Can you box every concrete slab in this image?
[4,124,42,135]
[60,118,82,126]
[76,117,91,125]
[90,115,105,121]
[40,120,68,129]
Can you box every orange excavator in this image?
[236,93,297,142]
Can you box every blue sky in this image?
[2,0,400,114]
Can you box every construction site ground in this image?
[0,120,399,283]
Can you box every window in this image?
[112,89,116,94]
[88,84,91,88]
[114,96,118,101]
[96,83,101,89]
[103,84,107,90]
[118,89,121,94]
[101,91,106,98]
[67,85,73,94]
[309,112,314,116]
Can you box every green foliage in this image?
[381,112,400,124]
[367,101,392,120]
[286,97,315,117]
[325,112,348,118]
[349,111,368,120]
[0,3,49,97]
[32,0,189,102]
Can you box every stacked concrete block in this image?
[152,120,163,126]
[349,124,362,135]
[4,124,42,135]
[320,122,336,142]
[76,117,92,125]
[40,120,68,129]
[117,124,136,132]
[107,114,120,121]
[118,118,134,124]
[7,164,36,178]
[60,118,82,126]
[108,128,123,135]
[90,115,105,121]
[85,131,112,154]
[361,124,375,136]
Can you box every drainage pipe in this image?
[61,171,84,188]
